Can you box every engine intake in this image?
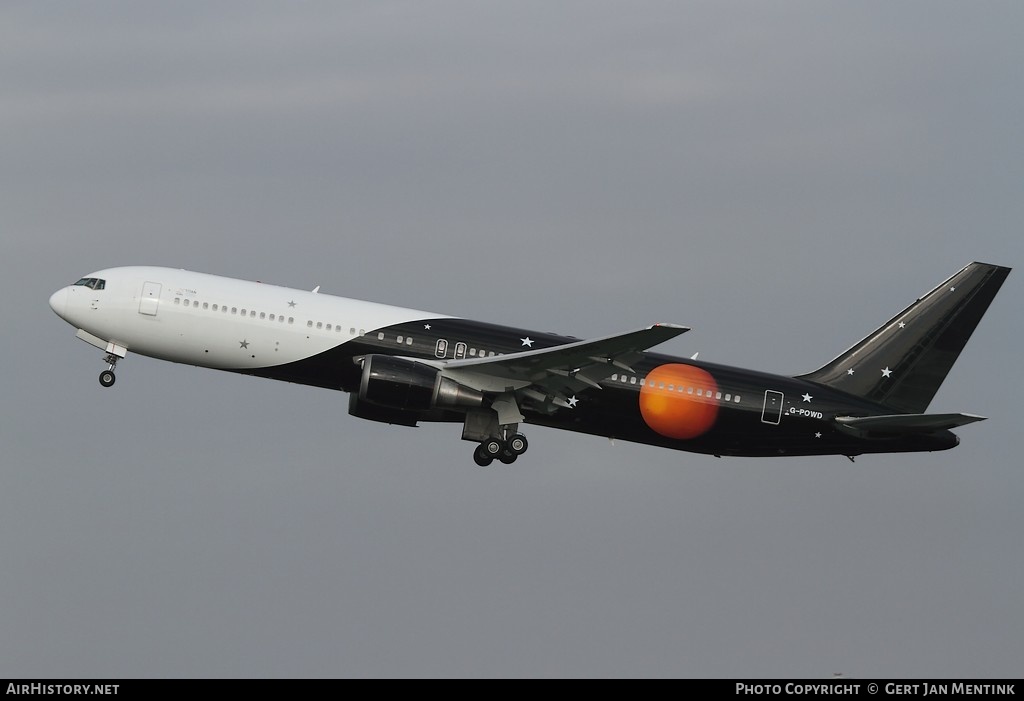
[358,355,484,411]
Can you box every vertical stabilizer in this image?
[797,262,1010,413]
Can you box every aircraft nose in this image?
[49,287,68,318]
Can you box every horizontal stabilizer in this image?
[834,412,986,437]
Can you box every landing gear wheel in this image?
[474,433,527,467]
[99,370,116,387]
[473,444,494,467]
[508,433,529,455]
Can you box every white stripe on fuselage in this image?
[59,266,452,370]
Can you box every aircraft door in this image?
[761,390,784,425]
[139,282,162,316]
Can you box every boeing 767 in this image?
[49,262,1009,465]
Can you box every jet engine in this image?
[357,355,484,412]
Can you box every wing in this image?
[438,323,689,417]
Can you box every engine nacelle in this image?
[357,355,484,412]
[348,393,420,427]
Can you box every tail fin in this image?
[798,262,1010,413]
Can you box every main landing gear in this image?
[98,353,120,387]
[473,432,529,467]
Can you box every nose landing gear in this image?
[98,352,121,387]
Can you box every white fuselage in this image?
[48,266,450,374]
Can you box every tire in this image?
[99,370,116,387]
[508,434,528,455]
[473,444,494,467]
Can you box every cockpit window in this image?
[74,277,106,290]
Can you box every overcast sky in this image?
[2,1,1022,678]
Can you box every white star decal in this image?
[802,393,813,402]
[566,395,579,408]
[424,324,431,330]
[898,321,906,329]
[815,432,822,439]
[521,337,534,347]
[950,286,956,292]
[881,367,893,378]
[847,368,856,376]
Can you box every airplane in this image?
[48,261,1009,466]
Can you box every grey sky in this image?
[2,1,1022,677]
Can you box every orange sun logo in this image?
[638,364,720,439]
